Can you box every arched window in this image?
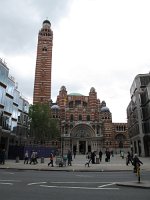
[79,114,82,121]
[70,114,73,122]
[69,101,73,108]
[42,47,47,52]
[86,115,90,121]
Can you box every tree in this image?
[29,103,60,143]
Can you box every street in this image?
[0,169,150,200]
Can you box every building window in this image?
[70,114,73,121]
[86,115,90,121]
[79,114,82,121]
[42,47,47,52]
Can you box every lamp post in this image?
[61,134,64,157]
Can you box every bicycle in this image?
[136,163,141,183]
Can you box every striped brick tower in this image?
[33,20,53,104]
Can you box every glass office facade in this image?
[0,59,29,155]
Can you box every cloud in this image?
[0,0,71,54]
[1,0,150,122]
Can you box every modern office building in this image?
[0,58,29,157]
[127,73,150,157]
[51,86,130,154]
[33,20,53,104]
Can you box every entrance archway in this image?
[70,123,95,154]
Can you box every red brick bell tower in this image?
[33,20,53,104]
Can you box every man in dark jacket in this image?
[132,154,143,173]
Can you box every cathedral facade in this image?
[51,86,130,154]
[33,20,130,154]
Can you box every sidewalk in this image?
[0,154,150,188]
[0,154,150,172]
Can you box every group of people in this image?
[85,149,115,167]
[24,150,38,165]
[47,150,73,167]
[84,149,143,172]
[23,149,143,172]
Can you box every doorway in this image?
[79,141,86,154]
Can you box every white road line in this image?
[27,182,47,186]
[76,175,92,177]
[0,183,13,185]
[51,181,114,184]
[0,180,21,182]
[98,183,116,188]
[2,172,14,175]
[40,185,119,190]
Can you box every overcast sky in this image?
[0,0,150,123]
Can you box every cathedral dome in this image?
[101,106,110,112]
[68,93,83,96]
[51,105,60,110]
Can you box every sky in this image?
[0,0,150,123]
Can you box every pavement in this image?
[0,154,150,188]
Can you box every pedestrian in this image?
[67,150,72,166]
[120,150,124,159]
[48,153,54,167]
[126,151,133,166]
[85,153,91,167]
[91,151,96,164]
[99,150,103,162]
[0,148,2,164]
[35,151,38,164]
[24,150,29,164]
[73,150,76,159]
[29,150,36,164]
[105,149,110,162]
[132,154,143,173]
[0,148,5,165]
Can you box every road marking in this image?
[40,185,119,190]
[28,182,47,186]
[0,180,21,182]
[2,172,15,175]
[98,183,116,188]
[76,175,92,177]
[0,183,13,185]
[51,181,114,184]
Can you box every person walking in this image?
[126,151,133,166]
[0,148,5,165]
[29,150,36,165]
[99,150,103,162]
[24,150,29,164]
[85,153,91,167]
[73,150,76,159]
[48,153,54,167]
[67,150,72,166]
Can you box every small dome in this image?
[43,19,51,25]
[69,93,83,96]
[51,105,60,110]
[101,106,110,112]
[60,86,66,91]
[101,101,106,107]
[90,87,96,92]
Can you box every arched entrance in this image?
[70,123,95,154]
[115,134,126,149]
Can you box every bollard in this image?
[16,156,19,163]
[96,157,100,164]
[41,157,44,163]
